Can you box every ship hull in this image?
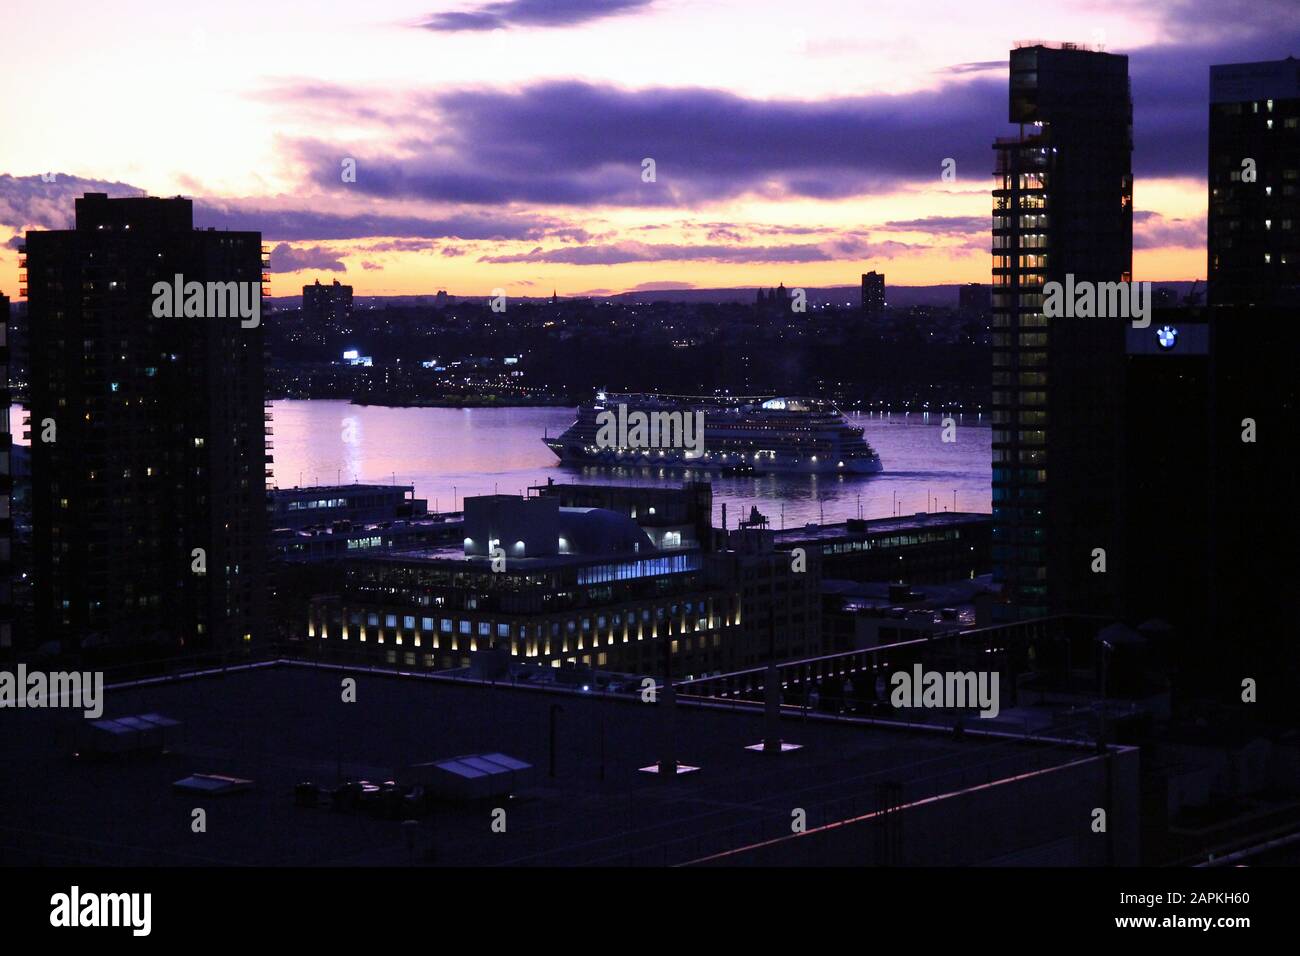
[544,441,883,475]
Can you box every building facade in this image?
[991,44,1133,620]
[1208,57,1300,308]
[305,485,824,677]
[861,271,885,318]
[302,278,354,327]
[23,194,269,654]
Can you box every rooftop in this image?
[0,661,1126,866]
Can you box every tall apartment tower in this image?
[302,278,354,328]
[861,271,885,318]
[991,44,1133,620]
[1206,59,1300,709]
[1208,57,1300,307]
[958,282,992,317]
[0,293,11,651]
[23,194,270,656]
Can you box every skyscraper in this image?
[23,194,269,655]
[991,43,1133,620]
[1208,57,1300,307]
[861,271,885,318]
[958,282,991,317]
[302,277,354,328]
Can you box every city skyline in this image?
[2,0,1299,900]
[3,1,1297,296]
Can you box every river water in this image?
[266,400,990,527]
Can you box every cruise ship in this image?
[544,392,883,474]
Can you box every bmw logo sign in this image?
[1156,325,1178,349]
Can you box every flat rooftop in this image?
[0,661,1115,866]
[1211,57,1300,103]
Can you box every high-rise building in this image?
[958,282,992,316]
[0,292,11,651]
[861,271,885,318]
[302,278,353,328]
[991,43,1133,620]
[1208,57,1300,307]
[1120,313,1212,637]
[23,194,269,655]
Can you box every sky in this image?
[1,0,1297,297]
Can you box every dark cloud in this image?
[296,6,1300,206]
[419,0,654,32]
[292,78,1004,207]
[629,280,694,291]
[0,174,567,245]
[194,202,557,242]
[478,239,915,265]
[267,243,347,273]
[943,61,1007,75]
[1134,211,1205,249]
[882,215,989,235]
[0,174,143,233]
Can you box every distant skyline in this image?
[2,0,1297,296]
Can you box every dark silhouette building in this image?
[1120,313,1211,642]
[1208,57,1300,307]
[861,271,885,318]
[1204,306,1300,713]
[958,282,991,317]
[302,277,353,327]
[1120,306,1300,714]
[23,194,269,655]
[756,283,791,310]
[991,43,1133,620]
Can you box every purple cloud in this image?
[194,202,558,242]
[0,174,143,233]
[268,243,347,272]
[293,78,1004,207]
[1133,211,1205,249]
[291,7,1300,208]
[419,0,655,32]
[478,239,916,265]
[629,280,694,291]
[882,215,989,235]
